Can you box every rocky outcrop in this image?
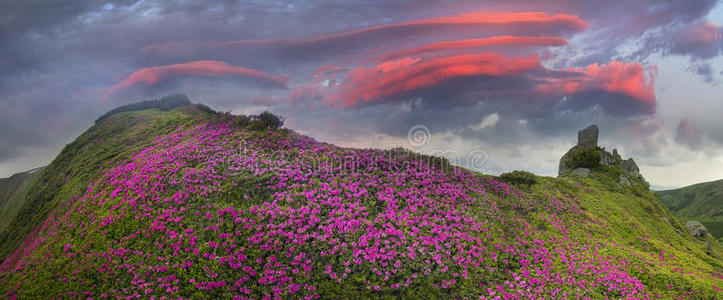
[685,220,712,239]
[558,124,648,186]
[621,159,640,178]
[577,125,598,148]
[569,168,591,177]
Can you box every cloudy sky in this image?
[1,0,722,189]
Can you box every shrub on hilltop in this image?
[569,147,601,169]
[499,170,537,186]
[211,111,283,131]
[250,111,284,130]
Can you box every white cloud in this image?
[471,113,500,130]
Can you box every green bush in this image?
[249,111,284,130]
[602,165,623,180]
[499,170,537,186]
[256,111,284,130]
[569,148,601,169]
[232,115,250,128]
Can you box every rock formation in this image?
[569,168,591,178]
[558,124,648,186]
[577,125,598,148]
[685,220,712,239]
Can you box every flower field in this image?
[1,109,722,299]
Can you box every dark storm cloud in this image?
[0,0,301,169]
[0,0,133,35]
[632,21,722,59]
[686,63,716,83]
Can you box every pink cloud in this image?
[669,21,723,59]
[537,60,656,113]
[322,53,543,108]
[142,11,586,54]
[109,60,287,95]
[307,51,656,116]
[677,21,722,45]
[372,36,568,62]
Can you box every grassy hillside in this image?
[0,102,217,268]
[0,99,722,298]
[659,179,723,240]
[0,167,46,233]
[659,179,723,220]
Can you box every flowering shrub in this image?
[0,119,721,298]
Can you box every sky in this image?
[1,1,722,189]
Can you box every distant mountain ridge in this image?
[658,178,723,220]
[0,166,45,233]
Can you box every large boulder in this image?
[685,220,712,239]
[577,125,598,148]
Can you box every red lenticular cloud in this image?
[311,65,348,81]
[109,60,287,95]
[373,36,568,62]
[143,11,586,53]
[317,55,656,116]
[324,53,542,108]
[316,11,587,42]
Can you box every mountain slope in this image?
[0,167,46,233]
[659,179,723,220]
[0,95,217,268]
[1,97,722,298]
[659,179,723,241]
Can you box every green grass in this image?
[0,106,216,263]
[658,179,723,219]
[526,170,723,297]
